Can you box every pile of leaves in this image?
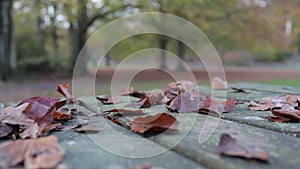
[248,94,300,123]
[101,80,236,134]
[0,84,100,168]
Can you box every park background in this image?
[1,0,300,102]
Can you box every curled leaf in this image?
[130,113,180,133]
[57,84,73,100]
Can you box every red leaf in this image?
[96,96,121,104]
[130,113,180,133]
[0,135,65,169]
[218,133,269,162]
[57,84,73,100]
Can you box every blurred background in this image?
[0,0,300,102]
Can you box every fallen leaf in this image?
[164,80,195,97]
[57,84,73,100]
[231,87,250,93]
[271,108,300,122]
[119,87,147,98]
[18,96,59,108]
[148,90,164,105]
[248,100,275,111]
[200,98,236,115]
[74,124,100,133]
[104,108,146,116]
[211,77,228,90]
[0,103,34,126]
[134,97,151,108]
[267,116,290,123]
[130,113,180,133]
[167,91,200,113]
[53,108,74,121]
[218,133,269,162]
[248,95,300,111]
[0,123,13,138]
[0,135,65,169]
[96,95,121,104]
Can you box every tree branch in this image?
[81,4,137,32]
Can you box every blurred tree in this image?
[0,0,16,80]
[64,0,139,74]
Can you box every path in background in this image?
[0,67,300,102]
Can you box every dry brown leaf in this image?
[248,94,300,111]
[218,133,269,162]
[167,91,200,113]
[267,116,290,123]
[164,80,195,97]
[271,108,300,122]
[57,84,73,100]
[211,77,228,90]
[0,103,34,126]
[53,108,74,121]
[0,123,13,138]
[0,135,65,169]
[248,100,275,111]
[96,95,121,104]
[130,113,180,133]
[200,98,236,115]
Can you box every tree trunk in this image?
[50,3,58,51]
[35,0,45,56]
[69,24,87,74]
[0,0,16,81]
[159,35,168,69]
[176,40,186,71]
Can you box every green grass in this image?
[262,79,300,87]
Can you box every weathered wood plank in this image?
[198,86,288,102]
[222,103,300,135]
[83,96,300,169]
[56,102,206,169]
[230,83,300,94]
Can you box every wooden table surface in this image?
[2,83,300,169]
